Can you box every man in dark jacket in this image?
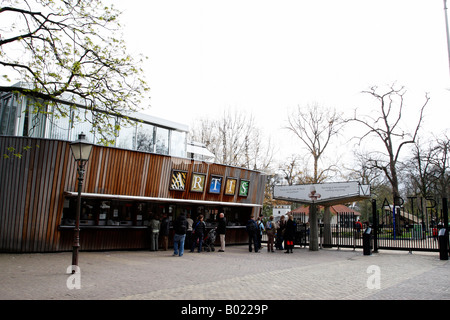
[173,212,188,257]
[217,212,227,252]
[246,215,259,253]
[191,215,206,253]
[160,213,170,251]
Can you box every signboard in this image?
[169,170,252,198]
[224,177,238,196]
[170,170,188,191]
[208,175,223,194]
[273,181,370,205]
[239,180,250,197]
[190,173,206,193]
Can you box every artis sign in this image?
[273,181,370,205]
[170,170,250,197]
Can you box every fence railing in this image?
[262,198,448,253]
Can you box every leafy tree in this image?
[0,0,150,143]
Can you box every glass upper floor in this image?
[0,90,188,158]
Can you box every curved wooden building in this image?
[0,136,265,253]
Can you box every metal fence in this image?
[320,217,441,252]
[263,198,449,253]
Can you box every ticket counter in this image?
[0,136,265,252]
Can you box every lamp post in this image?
[69,132,93,274]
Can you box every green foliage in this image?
[1,0,150,143]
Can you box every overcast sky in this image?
[115,0,450,158]
[4,0,449,165]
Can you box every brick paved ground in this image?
[1,244,448,302]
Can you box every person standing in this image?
[355,219,363,239]
[160,213,169,251]
[148,214,160,251]
[185,213,194,249]
[246,215,258,252]
[276,215,286,250]
[256,216,265,252]
[191,215,206,253]
[173,213,188,257]
[217,212,227,252]
[265,215,276,252]
[284,214,296,253]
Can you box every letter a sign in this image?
[170,170,187,191]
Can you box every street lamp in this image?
[69,132,93,274]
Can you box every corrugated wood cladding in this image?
[0,137,266,252]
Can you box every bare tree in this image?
[346,150,386,220]
[429,133,450,198]
[277,154,303,186]
[277,154,323,186]
[286,103,344,183]
[402,138,438,199]
[285,103,344,251]
[190,117,221,160]
[350,84,429,203]
[347,150,383,187]
[190,108,274,171]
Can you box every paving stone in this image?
[0,246,448,301]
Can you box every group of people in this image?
[150,211,298,256]
[148,212,227,257]
[246,214,296,253]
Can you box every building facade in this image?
[0,89,266,253]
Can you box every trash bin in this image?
[363,227,372,256]
[438,228,449,261]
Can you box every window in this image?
[136,123,155,153]
[155,127,169,155]
[0,94,17,136]
[116,120,137,150]
[22,97,47,138]
[46,103,72,140]
[170,130,187,157]
[71,107,96,144]
[0,90,189,158]
[61,199,150,227]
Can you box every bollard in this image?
[438,228,449,260]
[363,227,372,256]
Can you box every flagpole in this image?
[444,0,450,77]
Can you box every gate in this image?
[265,197,448,253]
[323,213,363,250]
[321,197,449,253]
[294,213,308,247]
[369,197,448,252]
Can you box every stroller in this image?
[203,228,217,252]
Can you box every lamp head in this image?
[70,132,93,162]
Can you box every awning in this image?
[63,191,262,208]
[186,143,215,158]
